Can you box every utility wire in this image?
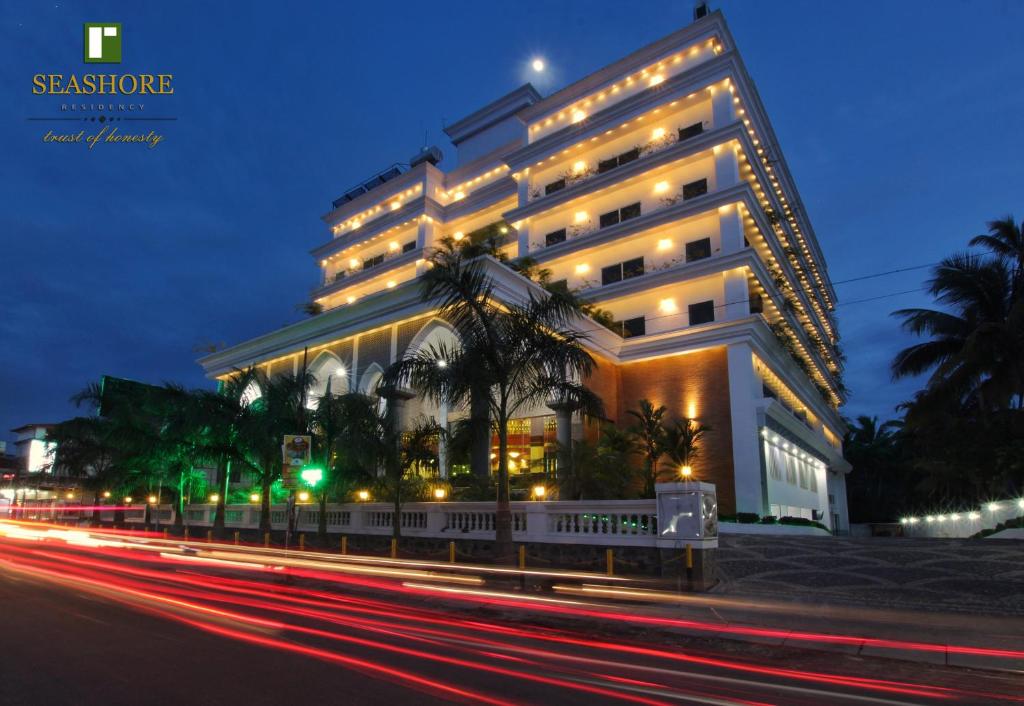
[831,263,937,286]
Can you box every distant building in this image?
[199,9,850,530]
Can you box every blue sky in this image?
[2,0,1022,443]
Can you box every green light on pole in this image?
[300,465,324,487]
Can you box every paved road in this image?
[0,523,1021,706]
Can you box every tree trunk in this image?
[260,473,272,533]
[213,457,228,536]
[318,494,328,540]
[392,472,402,540]
[469,390,491,480]
[494,419,513,562]
[91,490,102,526]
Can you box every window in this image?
[678,122,704,142]
[621,316,646,338]
[545,178,566,195]
[601,257,645,286]
[545,228,567,247]
[749,293,763,313]
[599,202,641,229]
[620,202,642,221]
[363,254,385,270]
[597,147,640,174]
[688,300,715,326]
[402,240,416,253]
[682,178,708,200]
[685,237,711,262]
[548,279,569,294]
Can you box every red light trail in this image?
[0,521,1020,706]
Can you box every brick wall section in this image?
[617,347,737,514]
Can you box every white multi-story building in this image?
[200,9,850,531]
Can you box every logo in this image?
[83,23,122,63]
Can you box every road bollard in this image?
[299,533,305,551]
[234,531,240,545]
[390,538,397,559]
[264,532,270,548]
[685,543,693,570]
[162,529,168,540]
[518,545,526,570]
[606,548,614,577]
[207,529,213,543]
[448,541,455,564]
[184,527,189,541]
[341,536,347,555]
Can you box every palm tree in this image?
[661,418,711,479]
[383,238,602,559]
[627,400,668,497]
[309,389,380,539]
[232,370,311,532]
[892,253,1024,414]
[970,216,1024,287]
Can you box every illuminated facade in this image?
[200,10,850,530]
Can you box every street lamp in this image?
[102,491,111,499]
[297,491,310,503]
[124,496,133,504]
[249,493,260,503]
[148,495,157,504]
[680,465,693,479]
[209,493,220,504]
[357,490,370,501]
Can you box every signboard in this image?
[281,434,311,489]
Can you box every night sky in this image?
[3,0,1023,444]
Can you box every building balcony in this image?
[313,248,422,303]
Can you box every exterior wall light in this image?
[250,493,260,503]
[65,492,75,500]
[433,487,447,500]
[453,231,465,241]
[102,491,111,499]
[571,110,586,123]
[209,493,220,503]
[651,127,666,140]
[654,181,670,194]
[988,502,1000,512]
[680,465,693,478]
[357,490,370,501]
[572,160,586,174]
[298,491,310,502]
[531,485,546,500]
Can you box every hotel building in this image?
[200,9,851,532]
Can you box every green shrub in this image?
[760,515,777,524]
[779,515,830,531]
[736,512,760,524]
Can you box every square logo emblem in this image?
[83,23,122,63]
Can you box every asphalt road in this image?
[0,523,1021,706]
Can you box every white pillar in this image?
[726,342,764,515]
[718,203,744,253]
[517,218,531,258]
[711,85,736,127]
[723,267,750,320]
[438,402,449,479]
[714,145,740,191]
[416,218,435,275]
